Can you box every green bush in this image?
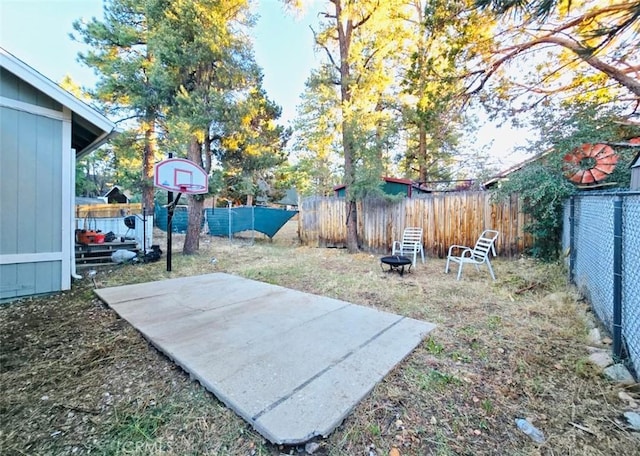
[491,103,639,260]
[493,163,574,259]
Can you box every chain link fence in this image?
[563,192,640,378]
[622,195,640,377]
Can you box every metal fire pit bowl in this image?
[380,255,412,276]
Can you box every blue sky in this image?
[0,0,527,168]
[0,0,320,124]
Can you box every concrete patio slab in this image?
[95,273,435,444]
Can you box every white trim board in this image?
[0,96,70,121]
[0,252,63,265]
[61,106,72,290]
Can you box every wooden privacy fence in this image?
[75,203,143,219]
[299,193,531,258]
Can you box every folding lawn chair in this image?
[445,230,499,280]
[392,227,425,268]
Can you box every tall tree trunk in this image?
[343,124,358,251]
[141,112,156,214]
[184,196,204,255]
[336,0,359,253]
[418,124,427,182]
[375,99,385,172]
[416,5,428,185]
[183,137,203,254]
[344,174,358,251]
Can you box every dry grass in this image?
[1,221,639,456]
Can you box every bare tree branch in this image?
[352,1,379,30]
[310,25,340,73]
[468,2,640,100]
[524,35,640,97]
[469,33,640,98]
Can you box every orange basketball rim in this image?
[562,143,618,185]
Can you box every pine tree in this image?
[72,0,169,212]
[151,0,288,253]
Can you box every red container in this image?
[77,230,105,244]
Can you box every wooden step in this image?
[75,241,138,253]
[75,241,139,268]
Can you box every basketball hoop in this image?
[178,183,207,193]
[154,158,208,194]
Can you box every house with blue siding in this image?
[0,48,118,300]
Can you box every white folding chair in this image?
[392,227,425,267]
[445,230,499,280]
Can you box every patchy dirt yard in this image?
[1,222,638,455]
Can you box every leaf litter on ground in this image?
[1,222,638,455]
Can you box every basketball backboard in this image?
[154,158,208,194]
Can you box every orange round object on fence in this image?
[563,143,618,185]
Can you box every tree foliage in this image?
[493,102,639,260]
[292,67,343,196]
[151,0,288,252]
[475,1,639,258]
[494,162,574,259]
[287,0,496,251]
[472,0,640,119]
[398,0,494,183]
[311,0,402,251]
[74,0,289,253]
[72,0,167,211]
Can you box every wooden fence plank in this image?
[299,193,531,258]
[75,203,143,219]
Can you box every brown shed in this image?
[103,185,131,204]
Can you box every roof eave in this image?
[77,128,120,158]
[1,47,117,141]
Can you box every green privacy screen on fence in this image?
[154,204,297,239]
[205,206,297,238]
[154,204,203,233]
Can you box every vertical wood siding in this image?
[1,106,64,299]
[0,109,62,255]
[299,193,532,258]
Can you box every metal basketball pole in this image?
[154,154,207,272]
[167,152,173,272]
[228,200,232,243]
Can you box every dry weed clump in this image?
[1,223,638,455]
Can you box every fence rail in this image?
[299,193,531,258]
[75,203,143,219]
[563,192,640,379]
